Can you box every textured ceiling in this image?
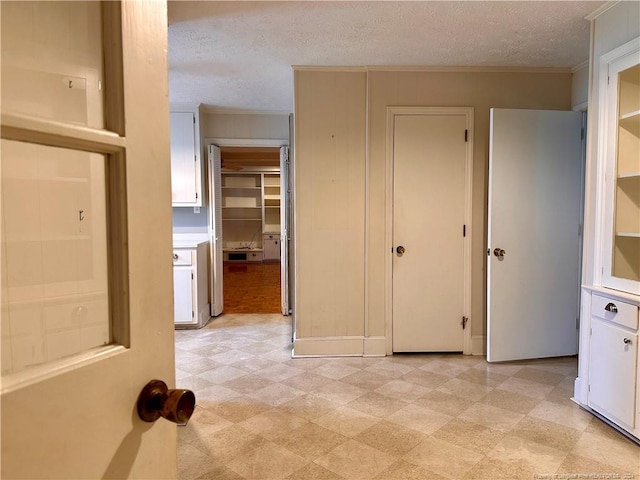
[168,1,603,113]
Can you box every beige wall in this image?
[294,68,574,354]
[202,112,289,140]
[294,70,367,350]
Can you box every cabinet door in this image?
[170,111,198,205]
[589,318,638,429]
[173,268,194,324]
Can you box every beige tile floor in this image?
[176,313,640,480]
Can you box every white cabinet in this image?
[172,241,210,328]
[170,105,204,207]
[575,37,640,441]
[263,234,280,261]
[588,294,639,431]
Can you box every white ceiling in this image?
[168,1,604,113]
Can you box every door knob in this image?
[604,302,618,313]
[624,338,632,345]
[396,246,405,255]
[493,248,506,259]
[137,380,196,425]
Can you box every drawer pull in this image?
[173,253,179,260]
[604,302,618,313]
[623,338,632,345]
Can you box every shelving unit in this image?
[221,171,281,261]
[611,64,640,286]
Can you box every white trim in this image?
[471,335,486,356]
[366,65,572,74]
[571,60,589,74]
[293,65,572,74]
[363,336,386,357]
[384,106,474,355]
[572,102,588,112]
[292,65,367,72]
[202,107,291,116]
[204,137,288,148]
[585,1,620,21]
[292,336,364,357]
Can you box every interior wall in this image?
[293,70,367,349]
[202,112,289,140]
[582,1,640,287]
[367,70,573,349]
[294,68,575,355]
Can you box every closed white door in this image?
[393,113,468,352]
[170,111,197,203]
[173,268,195,324]
[487,109,582,362]
[1,2,177,478]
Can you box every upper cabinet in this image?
[601,42,640,295]
[170,105,204,207]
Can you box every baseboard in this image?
[292,336,364,357]
[471,334,486,356]
[363,336,386,356]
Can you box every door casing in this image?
[384,106,474,355]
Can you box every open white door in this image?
[487,109,582,362]
[208,145,224,316]
[1,2,179,478]
[280,146,290,316]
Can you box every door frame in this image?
[384,107,474,355]
[204,137,291,317]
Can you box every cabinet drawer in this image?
[172,249,193,266]
[592,294,638,330]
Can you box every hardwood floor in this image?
[223,261,281,313]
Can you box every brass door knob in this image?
[396,246,405,255]
[137,380,195,425]
[493,248,506,259]
[604,302,618,313]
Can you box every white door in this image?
[392,112,469,352]
[208,145,224,316]
[487,109,582,362]
[1,2,178,478]
[280,145,290,316]
[174,268,195,324]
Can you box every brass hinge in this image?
[464,129,468,142]
[191,272,194,280]
[195,192,198,200]
[192,311,195,318]
[463,224,466,237]
[461,316,468,329]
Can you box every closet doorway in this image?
[209,144,291,315]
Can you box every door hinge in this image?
[195,192,198,200]
[192,311,195,318]
[191,272,194,280]
[463,224,466,237]
[581,128,585,140]
[464,129,468,142]
[461,316,468,329]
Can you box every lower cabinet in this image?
[263,234,280,261]
[587,293,639,435]
[173,241,210,328]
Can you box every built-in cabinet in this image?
[576,36,640,441]
[170,105,204,207]
[172,240,209,328]
[221,171,280,262]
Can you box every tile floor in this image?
[176,313,640,480]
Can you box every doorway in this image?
[209,144,290,315]
[387,107,473,353]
